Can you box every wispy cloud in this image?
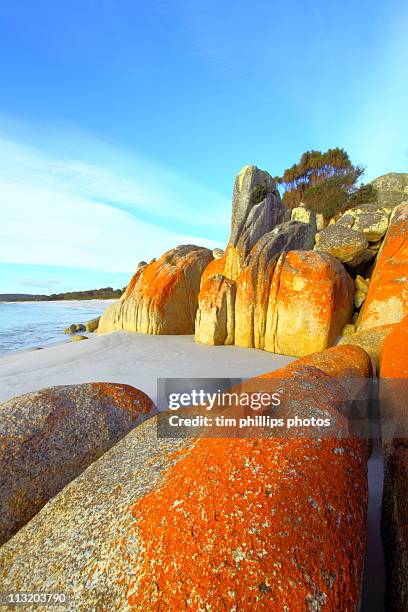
[0,123,229,274]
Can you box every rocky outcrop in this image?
[98,245,213,335]
[64,323,86,334]
[0,383,154,545]
[196,220,318,351]
[379,316,408,610]
[371,172,408,208]
[195,166,349,356]
[358,203,408,331]
[0,346,371,611]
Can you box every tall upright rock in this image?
[224,165,288,279]
[98,245,213,335]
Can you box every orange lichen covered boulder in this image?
[233,222,316,350]
[98,245,213,334]
[0,347,370,611]
[266,251,355,356]
[0,383,154,545]
[234,250,354,356]
[379,315,408,610]
[358,203,408,331]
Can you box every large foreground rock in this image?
[380,316,408,610]
[98,245,213,334]
[358,204,408,331]
[0,383,154,545]
[0,346,371,611]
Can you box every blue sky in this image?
[0,0,407,294]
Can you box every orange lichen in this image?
[380,315,408,378]
[90,383,154,419]
[125,348,370,610]
[359,204,408,330]
[200,256,226,288]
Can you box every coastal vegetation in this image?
[0,287,125,302]
[275,147,377,218]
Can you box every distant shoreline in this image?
[0,289,124,302]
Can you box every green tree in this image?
[275,148,376,218]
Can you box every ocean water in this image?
[0,300,115,355]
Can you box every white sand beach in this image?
[0,331,294,404]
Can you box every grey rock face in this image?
[315,224,369,266]
[230,165,287,261]
[0,383,154,545]
[244,220,317,269]
[371,172,408,208]
[212,248,225,259]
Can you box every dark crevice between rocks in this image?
[361,385,386,611]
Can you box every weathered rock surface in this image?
[0,346,371,611]
[291,203,317,231]
[212,248,224,259]
[196,221,317,350]
[233,222,317,351]
[85,316,101,333]
[0,383,154,545]
[337,323,396,365]
[260,251,354,356]
[314,223,369,266]
[372,172,408,208]
[98,245,213,334]
[70,334,88,342]
[379,316,408,611]
[346,204,390,242]
[358,204,408,331]
[195,274,236,345]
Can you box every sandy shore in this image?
[0,331,294,404]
